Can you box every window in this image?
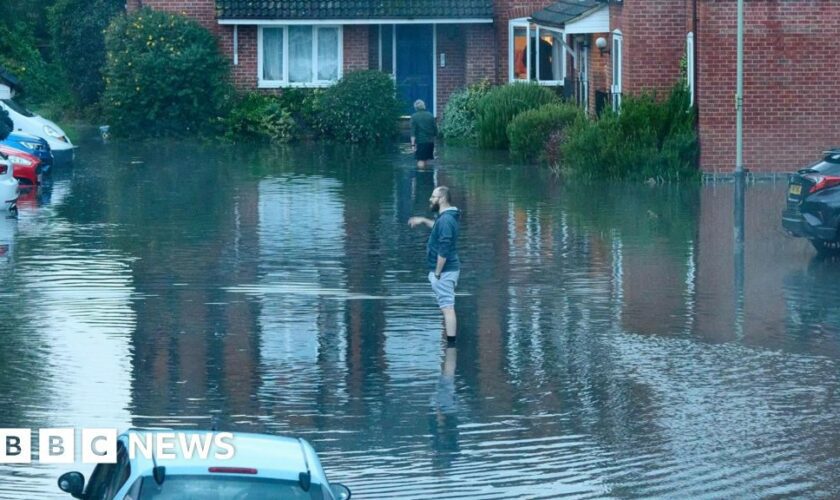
[259,26,342,87]
[509,19,565,85]
[379,25,394,74]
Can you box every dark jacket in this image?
[427,207,460,272]
[411,110,437,145]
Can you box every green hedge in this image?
[507,103,582,162]
[313,70,401,143]
[102,8,231,138]
[476,83,558,149]
[225,93,297,143]
[561,85,698,181]
[440,80,491,145]
[48,0,123,108]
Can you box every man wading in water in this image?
[408,186,461,343]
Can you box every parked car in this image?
[0,144,42,185]
[57,430,352,500]
[0,155,18,215]
[2,132,52,180]
[782,148,840,254]
[0,98,73,157]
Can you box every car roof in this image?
[121,430,315,482]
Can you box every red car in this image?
[0,145,41,185]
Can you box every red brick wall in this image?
[133,0,220,35]
[465,24,498,85]
[436,25,466,116]
[343,25,370,73]
[610,0,688,97]
[697,0,840,173]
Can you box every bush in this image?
[102,8,231,138]
[507,103,582,162]
[0,20,59,107]
[476,83,558,149]
[48,0,123,108]
[225,93,297,143]
[313,71,401,142]
[561,85,698,181]
[440,80,491,144]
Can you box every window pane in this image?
[263,28,283,81]
[289,26,313,83]
[538,29,563,82]
[381,25,393,73]
[512,26,527,80]
[317,27,339,81]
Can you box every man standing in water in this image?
[408,186,461,343]
[410,99,437,168]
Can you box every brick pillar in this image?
[436,25,466,116]
[465,24,497,85]
[343,25,370,73]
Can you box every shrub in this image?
[476,83,558,149]
[0,21,58,107]
[102,8,231,138]
[48,0,123,108]
[507,103,582,162]
[440,80,491,144]
[313,71,401,142]
[225,93,297,143]
[561,85,698,181]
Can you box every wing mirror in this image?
[57,471,85,498]
[331,483,352,500]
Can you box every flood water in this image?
[0,131,838,498]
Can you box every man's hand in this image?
[408,217,433,229]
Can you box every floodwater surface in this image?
[0,132,837,498]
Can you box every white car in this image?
[0,156,18,215]
[0,98,74,155]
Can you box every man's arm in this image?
[434,255,447,278]
[408,217,433,229]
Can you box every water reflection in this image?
[1,137,840,497]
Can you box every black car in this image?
[782,148,840,254]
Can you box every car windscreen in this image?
[809,153,840,175]
[137,475,319,500]
[1,99,34,118]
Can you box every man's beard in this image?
[430,202,440,213]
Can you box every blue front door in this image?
[396,25,434,116]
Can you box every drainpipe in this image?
[735,0,744,175]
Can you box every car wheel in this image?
[810,238,840,255]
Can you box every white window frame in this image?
[508,18,566,85]
[257,25,344,88]
[611,30,622,111]
[686,32,695,107]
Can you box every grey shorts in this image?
[429,270,460,308]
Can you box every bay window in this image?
[259,25,342,87]
[509,19,565,85]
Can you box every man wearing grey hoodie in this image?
[408,186,461,343]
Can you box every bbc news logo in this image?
[0,429,235,464]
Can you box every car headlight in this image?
[43,125,66,141]
[7,155,34,167]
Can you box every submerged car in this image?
[0,98,73,156]
[57,430,352,500]
[782,148,840,254]
[0,156,18,215]
[0,144,42,185]
[2,132,52,180]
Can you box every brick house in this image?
[128,0,840,174]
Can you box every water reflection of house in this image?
[130,180,262,427]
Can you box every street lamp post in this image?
[735,0,745,175]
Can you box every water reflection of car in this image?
[0,98,73,158]
[58,430,352,500]
[0,156,17,215]
[1,132,52,184]
[782,148,840,254]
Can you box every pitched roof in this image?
[530,0,604,28]
[216,0,494,20]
